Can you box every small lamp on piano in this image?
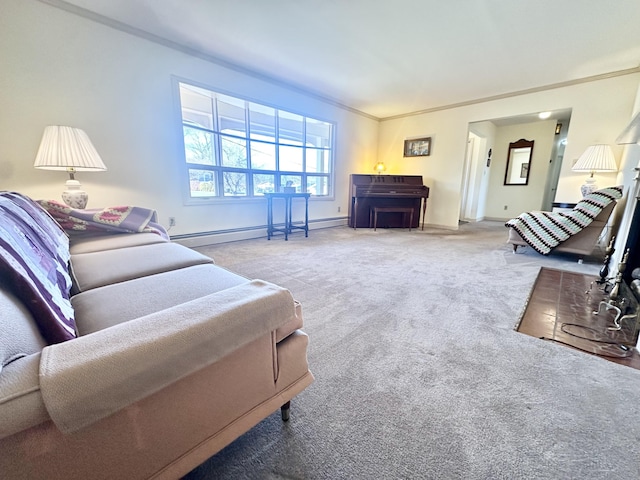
[374,161,386,175]
[571,144,617,197]
[33,126,107,209]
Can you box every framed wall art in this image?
[403,137,431,157]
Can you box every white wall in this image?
[378,75,640,229]
[484,120,556,219]
[460,131,481,221]
[0,0,378,238]
[2,1,639,238]
[611,84,640,267]
[468,121,497,221]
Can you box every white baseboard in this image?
[172,217,348,247]
[424,223,459,231]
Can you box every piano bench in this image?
[371,206,415,231]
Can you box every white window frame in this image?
[176,80,335,202]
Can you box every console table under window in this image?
[265,192,311,241]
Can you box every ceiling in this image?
[49,0,640,119]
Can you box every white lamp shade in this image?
[33,126,107,172]
[571,144,617,174]
[571,144,617,197]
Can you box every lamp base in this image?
[62,179,88,209]
[580,178,598,197]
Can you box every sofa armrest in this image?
[39,280,296,434]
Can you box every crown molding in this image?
[36,0,378,121]
[381,66,640,121]
[35,0,640,123]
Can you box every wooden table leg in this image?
[304,195,309,237]
[284,197,291,241]
[267,195,273,240]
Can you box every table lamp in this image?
[374,161,386,174]
[33,126,107,209]
[571,144,617,197]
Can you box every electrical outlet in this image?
[169,217,176,227]
[337,206,341,213]
[503,205,508,210]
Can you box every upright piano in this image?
[349,174,429,229]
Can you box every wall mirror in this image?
[504,138,534,185]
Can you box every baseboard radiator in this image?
[171,217,347,247]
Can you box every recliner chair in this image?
[507,200,616,257]
[505,185,623,259]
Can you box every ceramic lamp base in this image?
[580,178,598,197]
[62,179,89,209]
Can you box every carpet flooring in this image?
[184,221,640,479]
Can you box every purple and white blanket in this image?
[38,200,169,240]
[505,186,623,254]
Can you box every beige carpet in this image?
[184,222,640,479]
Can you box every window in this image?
[178,82,334,199]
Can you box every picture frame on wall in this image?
[403,137,431,157]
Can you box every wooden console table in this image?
[265,192,310,241]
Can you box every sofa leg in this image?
[512,244,518,253]
[281,401,291,422]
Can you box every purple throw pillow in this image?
[0,192,76,344]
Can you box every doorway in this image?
[541,120,570,211]
[462,109,571,223]
[460,131,483,222]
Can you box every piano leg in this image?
[353,198,358,229]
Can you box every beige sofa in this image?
[0,192,313,479]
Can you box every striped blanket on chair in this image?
[505,186,623,254]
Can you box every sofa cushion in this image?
[72,264,248,334]
[72,263,303,342]
[69,232,168,255]
[70,242,214,293]
[0,278,47,372]
[0,192,75,344]
[0,352,48,440]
